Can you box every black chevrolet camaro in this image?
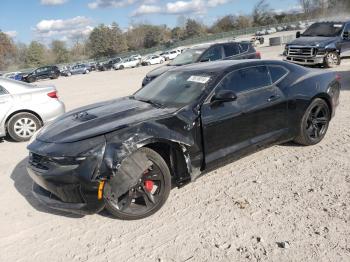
[27,60,340,220]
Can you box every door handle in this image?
[267,95,280,102]
[0,100,8,104]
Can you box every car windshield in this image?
[169,48,205,66]
[134,71,213,107]
[302,22,344,37]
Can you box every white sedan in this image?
[0,78,65,142]
[141,55,165,66]
[113,57,140,70]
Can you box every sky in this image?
[0,0,300,44]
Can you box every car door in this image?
[0,85,13,132]
[340,23,350,57]
[201,65,288,165]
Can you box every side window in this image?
[0,85,9,95]
[268,66,288,83]
[224,44,240,57]
[201,46,223,61]
[217,66,271,93]
[239,43,249,53]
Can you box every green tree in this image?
[184,19,205,39]
[51,40,70,64]
[25,41,46,67]
[87,23,127,58]
[212,15,237,33]
[0,31,16,71]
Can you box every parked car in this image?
[97,58,122,71]
[89,62,97,71]
[26,59,340,219]
[3,71,24,81]
[142,41,261,86]
[284,20,350,67]
[113,57,140,70]
[22,66,60,83]
[0,78,65,142]
[59,65,72,77]
[141,55,165,66]
[70,64,91,75]
[161,50,180,60]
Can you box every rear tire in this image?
[7,112,42,142]
[294,98,330,146]
[105,147,171,220]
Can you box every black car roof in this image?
[170,59,280,74]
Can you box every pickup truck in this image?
[284,21,350,67]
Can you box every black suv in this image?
[22,66,60,83]
[142,41,260,86]
[284,21,350,67]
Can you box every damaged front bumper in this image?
[26,138,107,215]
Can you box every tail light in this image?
[335,73,341,81]
[47,91,58,99]
[256,51,261,59]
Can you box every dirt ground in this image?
[0,44,349,262]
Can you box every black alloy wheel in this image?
[294,98,330,145]
[105,148,171,220]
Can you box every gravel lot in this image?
[0,44,349,262]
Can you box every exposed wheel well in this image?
[5,110,43,130]
[143,142,191,187]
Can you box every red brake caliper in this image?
[143,170,154,192]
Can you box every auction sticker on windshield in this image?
[187,76,211,84]
[334,24,343,28]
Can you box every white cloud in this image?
[131,0,229,16]
[34,16,93,41]
[207,0,229,7]
[41,0,68,5]
[273,4,303,14]
[132,5,162,16]
[166,0,205,14]
[4,31,17,38]
[88,0,137,9]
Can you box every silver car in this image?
[0,78,65,142]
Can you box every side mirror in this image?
[296,31,301,38]
[211,90,237,103]
[343,31,349,39]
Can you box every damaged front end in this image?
[27,117,202,215]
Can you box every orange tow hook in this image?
[97,180,105,200]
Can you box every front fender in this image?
[100,121,196,178]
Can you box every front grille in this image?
[29,153,50,170]
[288,47,315,57]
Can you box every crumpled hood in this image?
[288,36,339,47]
[146,65,176,78]
[37,97,175,143]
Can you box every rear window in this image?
[268,66,288,83]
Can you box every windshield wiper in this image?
[137,98,164,108]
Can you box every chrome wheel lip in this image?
[13,117,37,138]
